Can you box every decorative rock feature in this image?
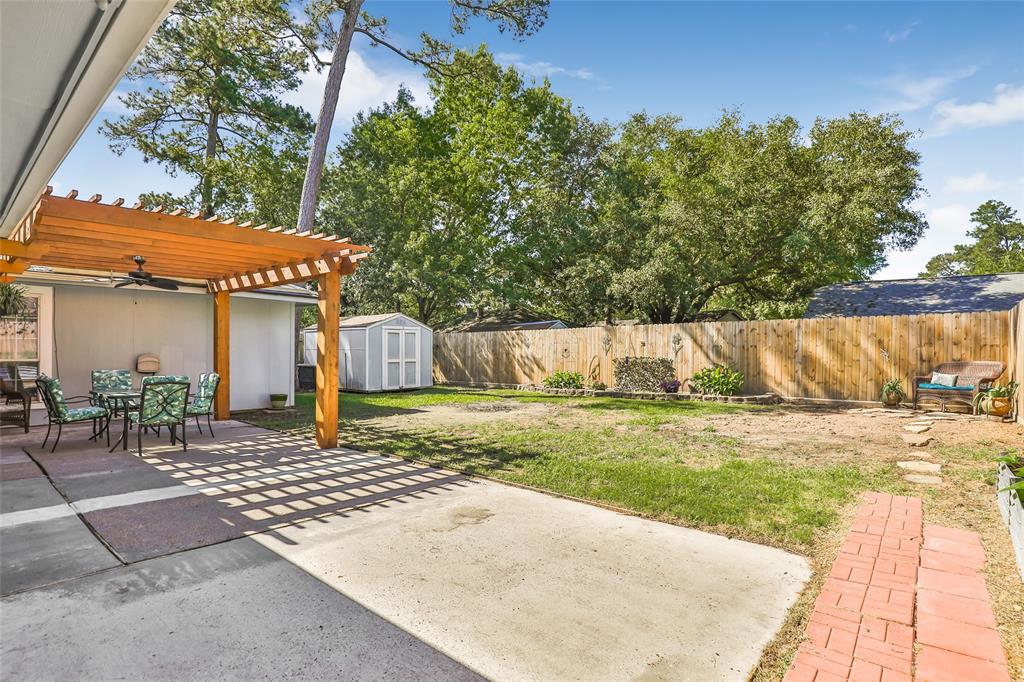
[904,474,944,485]
[897,460,942,474]
[903,424,931,433]
[901,434,932,447]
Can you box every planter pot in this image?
[881,392,902,407]
[996,462,1024,580]
[983,397,1012,417]
[269,393,288,410]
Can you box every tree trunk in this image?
[296,0,364,233]
[201,109,220,217]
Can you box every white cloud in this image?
[943,172,1005,193]
[100,89,130,115]
[870,66,976,112]
[874,203,972,279]
[930,83,1024,136]
[282,50,430,133]
[495,52,595,82]
[884,22,919,43]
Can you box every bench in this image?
[912,361,1006,414]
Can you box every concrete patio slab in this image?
[1,516,119,595]
[0,477,67,514]
[253,472,811,681]
[1,538,482,681]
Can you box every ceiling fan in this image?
[110,256,188,291]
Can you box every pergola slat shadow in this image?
[0,186,371,448]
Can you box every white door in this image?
[382,327,420,390]
[403,329,419,387]
[384,329,402,389]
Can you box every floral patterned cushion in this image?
[66,406,109,421]
[134,375,190,426]
[91,369,132,392]
[39,376,70,420]
[187,372,220,414]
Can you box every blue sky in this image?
[55,1,1024,279]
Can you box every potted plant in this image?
[880,378,906,407]
[660,378,682,394]
[269,392,288,409]
[974,381,1018,418]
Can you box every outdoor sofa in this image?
[912,361,1006,414]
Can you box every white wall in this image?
[229,296,295,409]
[50,284,294,410]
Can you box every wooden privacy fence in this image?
[433,310,1015,403]
[1009,300,1023,422]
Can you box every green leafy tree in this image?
[320,48,581,324]
[295,0,550,232]
[101,0,313,217]
[578,111,925,323]
[921,200,1024,276]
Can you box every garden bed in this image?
[997,461,1024,580]
[436,381,780,404]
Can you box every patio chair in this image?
[35,375,110,452]
[129,375,190,456]
[186,372,220,436]
[1,366,32,432]
[15,365,39,398]
[91,369,134,416]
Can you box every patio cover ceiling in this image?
[0,187,371,292]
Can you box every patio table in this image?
[91,389,141,452]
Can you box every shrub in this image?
[590,380,608,391]
[660,378,682,393]
[880,378,907,403]
[613,357,675,392]
[690,365,743,396]
[543,370,584,389]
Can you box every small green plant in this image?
[974,381,1018,415]
[589,380,607,391]
[0,282,28,316]
[996,454,1024,493]
[880,378,907,404]
[543,371,585,389]
[690,365,743,396]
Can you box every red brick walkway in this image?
[784,492,1011,682]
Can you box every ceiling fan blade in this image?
[148,279,180,291]
[113,281,136,288]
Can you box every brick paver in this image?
[783,492,1010,682]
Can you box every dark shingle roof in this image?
[804,273,1024,318]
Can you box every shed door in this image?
[382,327,420,390]
[384,329,402,390]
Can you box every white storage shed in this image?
[303,313,433,392]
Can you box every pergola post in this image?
[213,290,230,420]
[315,269,340,448]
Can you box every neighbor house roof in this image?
[804,273,1024,318]
[441,308,567,332]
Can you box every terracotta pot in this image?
[881,392,902,407]
[985,397,1011,417]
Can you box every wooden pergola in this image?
[0,187,371,448]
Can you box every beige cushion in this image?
[931,372,957,387]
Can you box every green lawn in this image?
[243,387,880,550]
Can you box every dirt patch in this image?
[376,400,553,427]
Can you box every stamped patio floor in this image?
[2,420,810,680]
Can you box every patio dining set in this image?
[4,368,220,456]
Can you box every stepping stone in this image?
[901,434,932,447]
[904,474,943,485]
[904,451,933,459]
[923,413,958,420]
[910,420,935,427]
[903,424,931,433]
[898,460,942,473]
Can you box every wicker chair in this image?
[912,361,1006,414]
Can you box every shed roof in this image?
[303,312,431,331]
[804,273,1024,318]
